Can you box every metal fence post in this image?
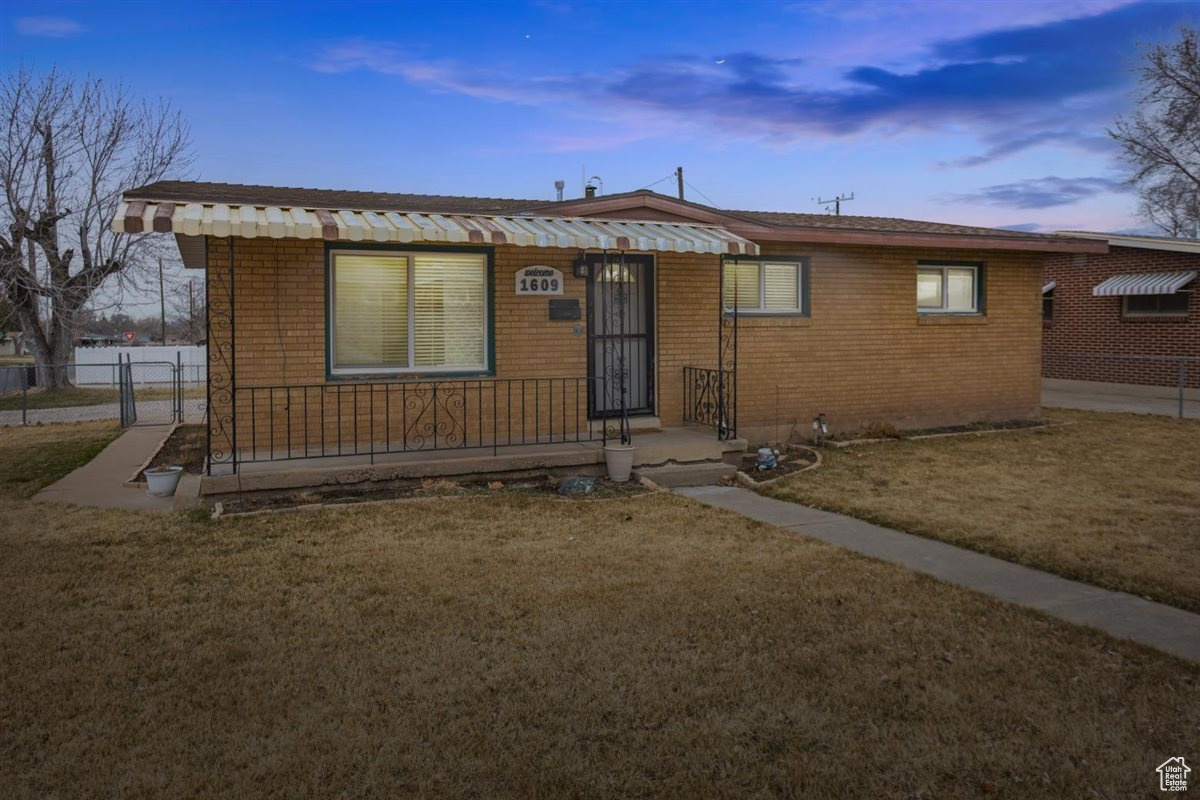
[21,380,27,426]
[1180,358,1187,420]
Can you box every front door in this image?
[587,254,654,417]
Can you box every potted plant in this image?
[603,407,635,482]
[145,465,184,497]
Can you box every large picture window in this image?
[330,250,487,374]
[918,263,982,314]
[722,258,808,314]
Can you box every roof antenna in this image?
[815,192,855,215]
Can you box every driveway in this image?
[1043,378,1198,418]
[0,399,206,427]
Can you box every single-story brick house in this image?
[114,181,1103,491]
[1042,232,1198,389]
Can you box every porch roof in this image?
[111,199,758,256]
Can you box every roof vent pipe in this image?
[554,180,564,201]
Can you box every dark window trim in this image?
[723,255,811,317]
[1121,292,1190,318]
[917,259,986,316]
[324,242,496,381]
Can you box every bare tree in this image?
[0,68,191,386]
[1110,26,1200,237]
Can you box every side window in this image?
[917,262,982,314]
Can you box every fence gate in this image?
[118,356,185,428]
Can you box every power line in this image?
[637,173,676,191]
[683,179,719,209]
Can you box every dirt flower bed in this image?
[216,473,648,515]
[738,446,819,483]
[134,424,205,482]
[823,417,1047,446]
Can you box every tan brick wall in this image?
[204,237,1042,459]
[657,243,1043,442]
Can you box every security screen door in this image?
[587,254,654,417]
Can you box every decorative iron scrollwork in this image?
[206,238,237,473]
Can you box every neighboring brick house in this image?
[115,181,1103,491]
[1042,232,1199,388]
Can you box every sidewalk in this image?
[35,424,199,511]
[677,485,1200,663]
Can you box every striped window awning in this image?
[1042,281,1056,294]
[1092,271,1196,296]
[111,200,758,256]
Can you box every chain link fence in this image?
[1043,351,1198,419]
[0,361,206,427]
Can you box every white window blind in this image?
[918,264,979,313]
[332,250,487,373]
[723,260,804,312]
[334,253,409,368]
[413,253,486,368]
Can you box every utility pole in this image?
[676,166,685,200]
[816,192,855,215]
[158,258,166,345]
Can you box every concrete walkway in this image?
[35,424,198,511]
[1043,377,1198,419]
[677,485,1200,663]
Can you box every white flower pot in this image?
[604,444,636,482]
[145,466,184,497]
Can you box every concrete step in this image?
[633,461,736,488]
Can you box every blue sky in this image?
[2,0,1196,235]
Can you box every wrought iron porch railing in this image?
[682,366,736,439]
[222,376,612,467]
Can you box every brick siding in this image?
[1042,246,1200,388]
[205,237,1042,457]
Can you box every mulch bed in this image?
[136,424,206,482]
[904,419,1050,438]
[217,473,648,516]
[738,447,819,482]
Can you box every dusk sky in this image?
[3,0,1196,239]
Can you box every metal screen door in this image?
[587,254,654,418]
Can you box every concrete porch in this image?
[200,425,747,495]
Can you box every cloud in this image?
[995,222,1047,233]
[949,176,1129,209]
[939,131,1119,168]
[14,16,84,37]
[309,1,1192,154]
[311,38,569,105]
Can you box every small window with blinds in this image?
[330,249,488,374]
[722,258,808,314]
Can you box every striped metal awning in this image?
[1042,281,1056,294]
[112,199,758,256]
[1092,270,1196,296]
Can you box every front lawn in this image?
[0,421,120,499]
[763,409,1200,612]
[1,425,1196,797]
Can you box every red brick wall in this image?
[1042,246,1200,387]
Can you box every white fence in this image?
[73,345,206,387]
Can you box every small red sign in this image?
[123,331,136,343]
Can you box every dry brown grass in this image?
[766,409,1200,612]
[1,425,1198,798]
[0,421,120,500]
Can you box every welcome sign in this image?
[515,265,563,295]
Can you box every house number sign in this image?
[515,265,563,295]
